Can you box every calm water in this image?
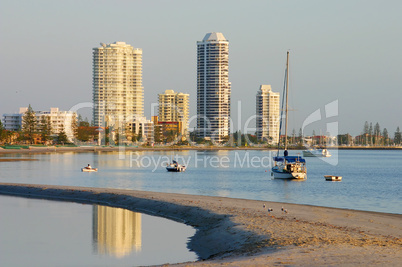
[0,195,197,267]
[0,149,401,214]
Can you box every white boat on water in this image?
[272,155,307,179]
[324,175,342,181]
[271,52,307,180]
[166,160,186,172]
[303,149,331,157]
[81,164,98,172]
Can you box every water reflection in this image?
[0,195,197,266]
[93,205,141,258]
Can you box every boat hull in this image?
[166,167,185,172]
[324,175,342,181]
[271,168,306,180]
[81,168,98,172]
[166,164,186,172]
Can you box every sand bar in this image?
[0,183,401,266]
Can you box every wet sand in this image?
[0,183,401,266]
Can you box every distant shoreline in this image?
[0,145,402,155]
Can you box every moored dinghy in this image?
[81,164,98,172]
[324,175,342,181]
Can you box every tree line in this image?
[2,105,73,145]
[352,121,401,146]
[0,105,81,145]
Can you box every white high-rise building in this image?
[92,42,143,128]
[158,89,189,135]
[256,85,280,144]
[196,32,231,143]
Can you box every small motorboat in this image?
[81,164,98,172]
[303,149,331,157]
[166,160,186,172]
[324,175,342,181]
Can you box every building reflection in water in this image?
[93,205,141,258]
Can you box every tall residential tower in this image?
[196,32,231,143]
[158,89,189,135]
[92,42,144,128]
[256,85,280,144]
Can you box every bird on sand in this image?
[267,208,273,213]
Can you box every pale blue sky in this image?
[1,0,401,136]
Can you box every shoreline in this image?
[1,145,402,155]
[0,183,401,266]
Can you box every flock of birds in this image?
[263,204,288,214]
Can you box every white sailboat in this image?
[271,52,307,180]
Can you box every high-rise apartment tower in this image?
[256,85,280,144]
[158,89,189,135]
[196,32,231,143]
[92,42,143,127]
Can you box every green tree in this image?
[79,117,90,127]
[105,127,110,145]
[77,114,83,124]
[0,121,5,143]
[382,128,389,146]
[369,122,373,145]
[374,122,381,146]
[39,116,52,144]
[57,127,69,144]
[363,121,369,134]
[0,121,9,144]
[22,104,37,144]
[164,130,176,143]
[337,134,352,145]
[246,133,257,145]
[394,127,401,145]
[154,126,162,143]
[298,128,303,146]
[291,129,296,145]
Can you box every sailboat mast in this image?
[284,51,289,151]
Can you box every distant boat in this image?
[324,175,342,181]
[271,52,307,180]
[166,160,186,172]
[303,148,331,157]
[81,164,98,172]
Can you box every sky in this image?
[1,0,401,136]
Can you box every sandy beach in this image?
[0,183,401,266]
